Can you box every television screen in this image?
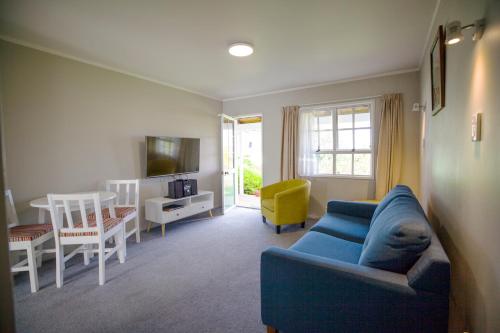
[146,136,200,177]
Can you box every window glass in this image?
[337,108,353,129]
[353,154,371,176]
[318,113,333,130]
[316,154,333,174]
[335,154,352,175]
[354,129,371,150]
[354,108,370,128]
[300,101,373,178]
[319,130,333,150]
[337,129,353,150]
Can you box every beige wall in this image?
[223,71,421,217]
[419,0,500,332]
[0,41,222,226]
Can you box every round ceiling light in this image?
[228,43,254,57]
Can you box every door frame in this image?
[233,114,263,208]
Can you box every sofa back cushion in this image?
[370,185,414,226]
[359,196,431,273]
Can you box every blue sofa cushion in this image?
[310,213,370,244]
[290,231,362,264]
[370,185,414,226]
[359,196,431,273]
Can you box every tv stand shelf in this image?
[145,191,214,237]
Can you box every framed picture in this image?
[430,25,446,115]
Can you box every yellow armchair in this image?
[260,179,311,234]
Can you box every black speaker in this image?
[186,179,198,196]
[168,180,185,199]
[168,179,198,198]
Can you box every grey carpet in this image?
[13,207,311,333]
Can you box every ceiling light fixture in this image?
[228,43,254,57]
[445,19,486,45]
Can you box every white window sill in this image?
[301,174,374,181]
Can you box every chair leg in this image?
[267,326,279,333]
[300,221,306,228]
[262,216,266,223]
[83,244,90,266]
[55,244,64,288]
[26,245,39,293]
[36,243,43,268]
[276,225,281,234]
[135,216,141,243]
[98,240,106,286]
[115,227,126,263]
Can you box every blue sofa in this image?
[261,185,450,333]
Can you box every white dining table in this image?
[30,191,117,223]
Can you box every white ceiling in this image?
[0,0,437,100]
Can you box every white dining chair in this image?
[88,179,140,244]
[47,192,126,287]
[5,189,54,293]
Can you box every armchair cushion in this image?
[359,196,431,273]
[310,213,370,244]
[290,231,362,264]
[261,198,274,212]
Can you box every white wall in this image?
[223,71,421,217]
[419,0,500,332]
[0,41,222,227]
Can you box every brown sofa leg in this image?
[300,221,305,228]
[266,326,279,333]
[276,225,281,234]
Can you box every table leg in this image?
[161,224,165,238]
[38,209,45,224]
[209,210,213,217]
[147,222,152,233]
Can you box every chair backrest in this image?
[4,189,20,229]
[105,179,139,208]
[47,192,109,236]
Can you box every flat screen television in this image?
[146,136,200,177]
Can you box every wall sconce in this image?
[445,19,486,45]
[412,102,426,112]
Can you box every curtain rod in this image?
[299,94,383,108]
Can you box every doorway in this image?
[235,116,262,209]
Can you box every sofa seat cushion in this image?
[9,224,53,242]
[310,213,370,244]
[261,198,274,212]
[290,231,362,264]
[359,196,431,273]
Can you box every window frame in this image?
[303,100,375,179]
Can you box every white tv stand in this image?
[145,191,214,237]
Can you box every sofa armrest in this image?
[327,200,377,219]
[261,247,449,333]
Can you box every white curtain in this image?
[298,109,316,176]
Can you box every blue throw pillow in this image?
[359,196,431,274]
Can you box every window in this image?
[298,101,374,177]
